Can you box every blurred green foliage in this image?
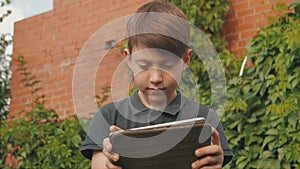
[0,106,90,169]
[0,0,12,120]
[0,56,90,169]
[222,2,300,168]
[168,0,242,110]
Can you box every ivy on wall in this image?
[168,0,241,109]
[222,3,300,168]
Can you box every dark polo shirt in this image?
[81,91,233,165]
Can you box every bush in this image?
[222,3,300,168]
[0,56,90,169]
[0,0,12,120]
[0,106,90,169]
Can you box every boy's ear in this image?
[182,49,192,69]
[123,48,130,57]
[124,48,132,68]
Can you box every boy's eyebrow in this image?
[130,48,183,61]
[133,58,181,64]
[133,59,150,62]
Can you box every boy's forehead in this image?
[131,47,181,61]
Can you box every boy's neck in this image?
[137,90,178,110]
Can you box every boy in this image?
[81,2,232,169]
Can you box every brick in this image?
[80,0,95,6]
[237,8,254,17]
[241,29,258,39]
[244,13,263,23]
[238,41,247,48]
[63,43,76,52]
[254,3,273,12]
[249,0,265,7]
[228,41,238,50]
[223,23,237,35]
[54,0,82,9]
[53,88,66,96]
[234,1,250,10]
[232,48,247,57]
[238,23,254,32]
[225,34,239,42]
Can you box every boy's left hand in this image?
[192,127,224,169]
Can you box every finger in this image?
[200,165,223,169]
[191,155,222,169]
[110,125,123,132]
[192,164,222,169]
[103,138,120,162]
[103,138,112,152]
[211,127,220,146]
[191,157,215,169]
[105,158,122,169]
[194,145,222,157]
[103,148,120,162]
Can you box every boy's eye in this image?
[136,61,151,69]
[134,60,179,70]
[160,62,177,69]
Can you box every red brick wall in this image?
[10,0,151,118]
[10,0,294,118]
[223,0,293,56]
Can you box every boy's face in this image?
[125,47,192,109]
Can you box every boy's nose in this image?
[149,68,163,84]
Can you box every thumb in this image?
[110,125,123,132]
[211,127,221,146]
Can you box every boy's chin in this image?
[148,92,168,109]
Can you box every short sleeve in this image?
[206,109,233,166]
[80,109,111,160]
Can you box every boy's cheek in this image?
[130,67,182,81]
[165,69,183,80]
[131,68,143,76]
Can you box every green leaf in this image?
[262,136,276,150]
[230,134,244,145]
[261,150,274,159]
[228,119,241,129]
[265,129,278,135]
[237,159,248,169]
[288,113,298,128]
[291,78,299,90]
[236,156,247,164]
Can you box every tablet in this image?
[110,117,211,169]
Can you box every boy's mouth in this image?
[147,87,166,92]
[147,88,167,97]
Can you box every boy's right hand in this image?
[102,125,123,169]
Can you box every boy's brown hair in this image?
[127,2,190,58]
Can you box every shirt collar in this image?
[129,91,185,116]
